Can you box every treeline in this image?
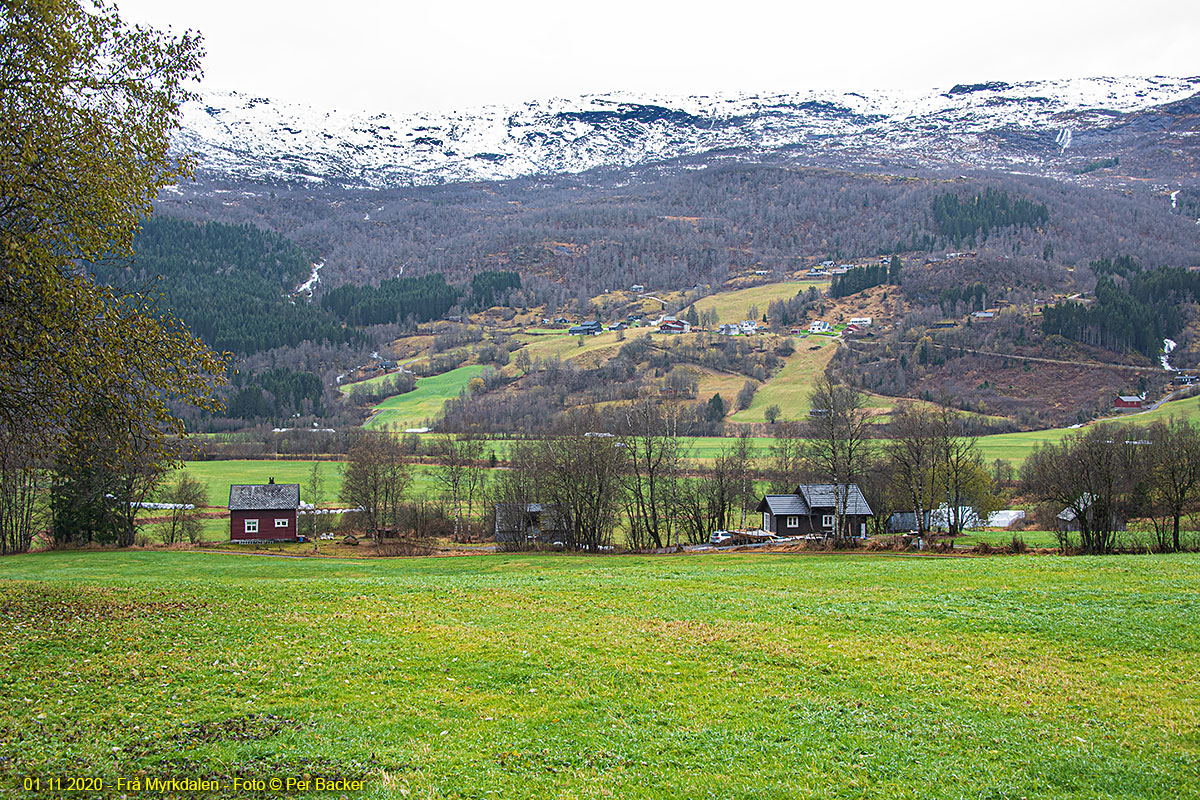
[470,270,521,309]
[931,189,1048,245]
[164,164,1200,313]
[94,216,363,355]
[1042,260,1200,358]
[224,368,326,420]
[829,257,901,298]
[1072,157,1119,175]
[1023,418,1200,554]
[766,286,823,330]
[321,273,461,326]
[939,282,988,315]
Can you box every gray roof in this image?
[1057,493,1098,521]
[229,483,301,511]
[795,484,873,516]
[758,495,808,515]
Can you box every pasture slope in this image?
[0,551,1196,799]
[365,364,486,432]
[692,280,829,323]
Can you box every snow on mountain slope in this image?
[176,76,1200,188]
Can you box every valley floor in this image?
[1,551,1197,798]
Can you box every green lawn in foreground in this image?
[0,550,1196,798]
[365,364,487,431]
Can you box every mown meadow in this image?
[1,550,1196,798]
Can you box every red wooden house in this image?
[1114,395,1145,410]
[229,478,301,542]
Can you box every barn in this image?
[229,479,301,542]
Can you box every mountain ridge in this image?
[175,76,1200,189]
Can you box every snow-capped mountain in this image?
[176,76,1200,188]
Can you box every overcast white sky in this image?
[119,0,1200,114]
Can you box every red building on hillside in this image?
[1115,395,1145,410]
[229,479,301,542]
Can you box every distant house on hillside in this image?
[757,484,873,539]
[658,318,690,334]
[739,320,759,334]
[631,284,645,293]
[718,323,740,336]
[1115,395,1145,410]
[808,320,832,333]
[569,321,603,336]
[229,479,301,542]
[849,317,872,327]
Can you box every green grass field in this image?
[693,280,829,323]
[516,330,628,364]
[365,364,487,431]
[1,550,1197,798]
[955,529,1061,548]
[179,461,470,510]
[730,340,836,422]
[340,365,421,394]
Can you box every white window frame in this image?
[822,514,835,528]
[275,517,289,528]
[244,519,259,534]
[786,516,799,529]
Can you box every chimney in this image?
[268,477,275,484]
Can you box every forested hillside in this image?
[94,217,360,355]
[156,158,1200,314]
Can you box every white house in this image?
[631,284,645,293]
[808,320,832,333]
[849,317,872,327]
[717,323,740,336]
[739,320,759,334]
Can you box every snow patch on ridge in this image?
[175,76,1200,189]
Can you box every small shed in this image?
[1057,496,1125,533]
[494,503,571,546]
[229,479,301,542]
[1115,395,1144,410]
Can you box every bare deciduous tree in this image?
[155,471,206,545]
[620,400,686,550]
[341,431,411,543]
[1146,419,1200,552]
[767,421,807,493]
[804,376,873,542]
[1022,425,1131,554]
[885,404,942,536]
